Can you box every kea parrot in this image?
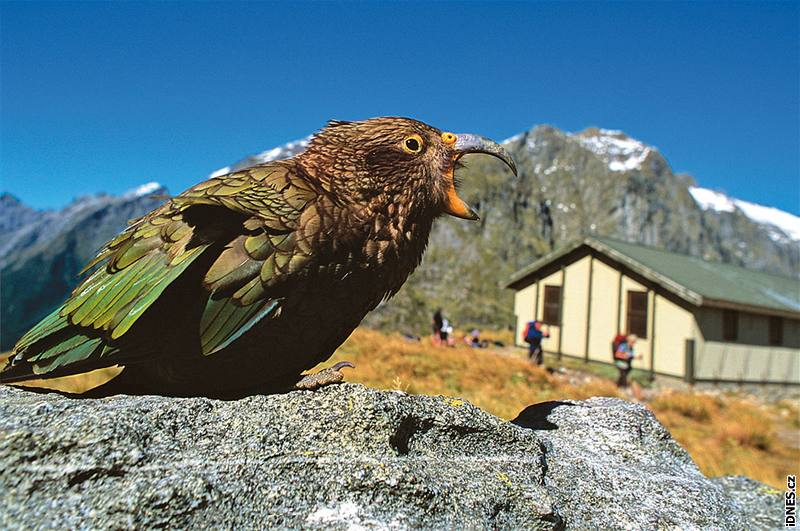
[1,117,516,398]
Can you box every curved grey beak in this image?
[453,134,518,176]
[440,133,517,221]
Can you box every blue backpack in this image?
[524,321,542,343]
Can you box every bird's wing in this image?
[4,162,320,379]
[189,165,321,355]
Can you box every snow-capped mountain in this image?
[544,128,799,245]
[123,181,163,199]
[216,127,800,243]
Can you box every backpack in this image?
[612,334,628,359]
[524,321,541,344]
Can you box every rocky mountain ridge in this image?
[1,125,797,346]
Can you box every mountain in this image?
[0,183,167,349]
[502,126,798,264]
[2,127,798,347]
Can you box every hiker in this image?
[465,329,489,348]
[523,320,549,366]
[440,318,454,346]
[432,309,444,346]
[613,333,640,388]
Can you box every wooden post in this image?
[534,281,540,321]
[649,290,656,381]
[584,256,594,363]
[557,266,565,360]
[513,314,518,347]
[616,270,623,334]
[684,339,695,384]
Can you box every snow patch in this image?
[689,186,800,241]
[124,182,162,198]
[576,130,651,172]
[688,187,735,213]
[252,137,311,164]
[260,146,285,161]
[209,166,230,178]
[733,199,800,241]
[209,137,312,178]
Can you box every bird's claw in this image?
[295,361,355,390]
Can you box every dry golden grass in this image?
[651,390,798,487]
[322,327,568,419]
[3,328,797,488]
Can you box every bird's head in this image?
[298,117,517,221]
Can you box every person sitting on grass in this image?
[463,329,489,348]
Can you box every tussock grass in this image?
[650,390,721,422]
[656,390,795,486]
[324,327,563,419]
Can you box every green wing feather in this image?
[193,163,317,355]
[59,221,211,339]
[199,297,282,355]
[4,196,214,380]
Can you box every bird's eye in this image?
[402,134,424,154]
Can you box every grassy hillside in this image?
[3,327,797,489]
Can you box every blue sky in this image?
[2,1,798,213]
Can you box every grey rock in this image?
[712,476,785,530]
[0,384,782,530]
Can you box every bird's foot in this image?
[294,361,355,390]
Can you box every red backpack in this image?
[612,334,627,358]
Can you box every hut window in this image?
[542,285,562,325]
[626,291,648,339]
[722,310,738,341]
[769,316,783,346]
